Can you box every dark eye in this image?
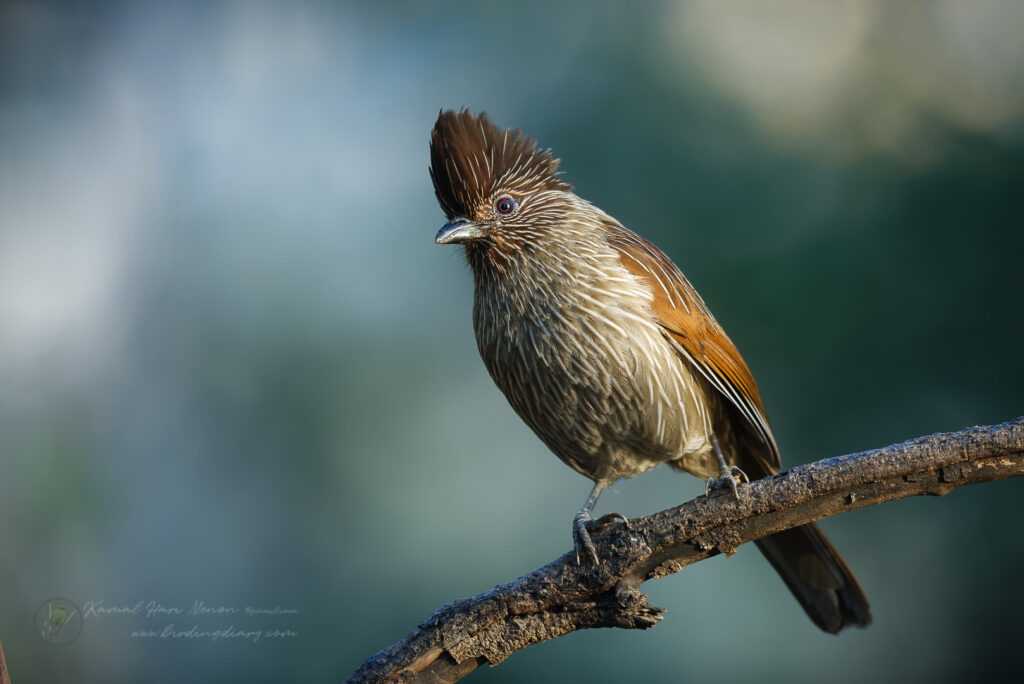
[494,197,516,215]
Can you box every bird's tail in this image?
[754,522,872,634]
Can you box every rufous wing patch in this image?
[607,226,781,471]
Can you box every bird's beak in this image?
[435,218,486,245]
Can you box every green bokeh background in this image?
[1,1,1022,682]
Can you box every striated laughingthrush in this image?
[429,109,871,634]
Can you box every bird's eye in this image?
[494,197,516,216]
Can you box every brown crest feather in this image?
[429,109,572,219]
[606,227,781,473]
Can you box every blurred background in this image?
[1,1,1022,682]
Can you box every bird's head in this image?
[429,109,574,258]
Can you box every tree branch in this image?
[347,417,1024,683]
[0,639,11,684]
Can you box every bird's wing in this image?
[607,226,781,471]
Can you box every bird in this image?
[428,108,871,634]
[47,603,67,639]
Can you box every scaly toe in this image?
[573,517,600,566]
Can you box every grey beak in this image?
[435,219,486,245]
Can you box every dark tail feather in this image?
[755,522,872,634]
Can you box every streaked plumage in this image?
[430,109,871,633]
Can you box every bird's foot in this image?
[573,511,629,565]
[705,466,749,498]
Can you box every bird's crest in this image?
[429,109,572,219]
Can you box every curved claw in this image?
[573,512,630,565]
[602,512,630,529]
[573,512,600,565]
[705,466,749,498]
[591,512,630,530]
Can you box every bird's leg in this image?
[704,434,749,498]
[572,481,628,565]
[573,481,605,565]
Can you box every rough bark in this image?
[347,417,1024,683]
